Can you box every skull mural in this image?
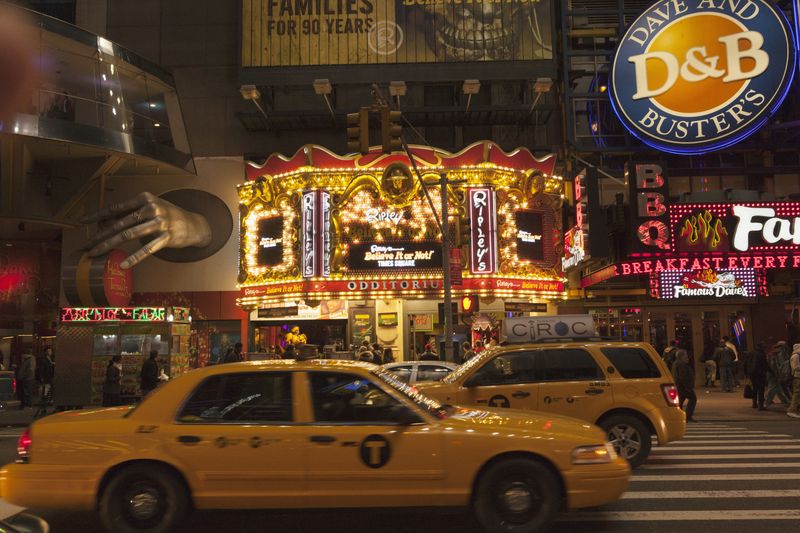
[406,0,551,62]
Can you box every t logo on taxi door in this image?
[360,434,391,469]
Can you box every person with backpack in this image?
[715,339,736,393]
[766,343,790,408]
[662,340,679,372]
[788,344,800,419]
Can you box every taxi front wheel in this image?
[473,458,560,533]
[99,464,189,533]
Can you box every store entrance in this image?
[645,307,752,385]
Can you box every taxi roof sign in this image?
[504,315,598,343]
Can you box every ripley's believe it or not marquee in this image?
[237,142,565,308]
[611,0,796,154]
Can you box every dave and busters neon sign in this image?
[610,0,796,154]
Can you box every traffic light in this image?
[381,107,403,153]
[461,294,479,313]
[347,107,369,154]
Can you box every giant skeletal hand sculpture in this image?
[83,192,212,269]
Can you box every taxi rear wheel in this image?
[600,415,651,468]
[99,464,188,533]
[473,458,560,533]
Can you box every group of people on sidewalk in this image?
[10,348,55,409]
[101,350,166,407]
[663,337,800,421]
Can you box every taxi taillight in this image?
[16,428,31,463]
[661,384,680,407]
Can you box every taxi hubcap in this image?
[502,482,533,513]
[608,425,642,459]
[128,489,159,520]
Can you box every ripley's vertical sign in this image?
[469,188,496,274]
[302,190,332,278]
[258,216,284,266]
[610,0,795,154]
[241,0,554,67]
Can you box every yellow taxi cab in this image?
[418,316,686,467]
[0,359,629,533]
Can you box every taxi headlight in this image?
[571,443,616,465]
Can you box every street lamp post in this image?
[440,172,454,363]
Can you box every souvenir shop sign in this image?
[61,307,166,323]
[348,242,442,270]
[610,0,795,154]
[658,268,757,299]
[671,202,800,253]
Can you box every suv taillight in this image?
[16,428,31,463]
[661,384,680,407]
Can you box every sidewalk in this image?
[694,385,794,422]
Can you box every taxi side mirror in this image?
[390,405,423,425]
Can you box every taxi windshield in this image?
[372,367,453,419]
[441,347,497,384]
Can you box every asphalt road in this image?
[1,417,800,532]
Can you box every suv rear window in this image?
[601,347,662,378]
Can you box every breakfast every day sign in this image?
[241,0,553,66]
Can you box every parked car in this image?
[0,370,20,410]
[1,360,629,533]
[382,361,459,384]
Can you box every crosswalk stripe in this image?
[647,453,800,460]
[652,445,800,451]
[622,489,800,499]
[669,439,800,444]
[639,462,800,469]
[562,510,800,522]
[630,474,800,481]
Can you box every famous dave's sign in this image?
[658,268,757,299]
[610,0,796,154]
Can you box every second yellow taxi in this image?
[1,359,629,533]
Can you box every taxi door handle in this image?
[512,391,530,399]
[177,435,201,444]
[310,435,336,444]
[585,389,604,395]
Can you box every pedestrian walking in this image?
[766,343,790,408]
[723,335,741,387]
[18,352,36,409]
[140,350,160,397]
[662,340,679,371]
[715,339,736,393]
[40,348,55,404]
[787,344,800,419]
[102,355,122,407]
[745,342,768,410]
[672,348,697,422]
